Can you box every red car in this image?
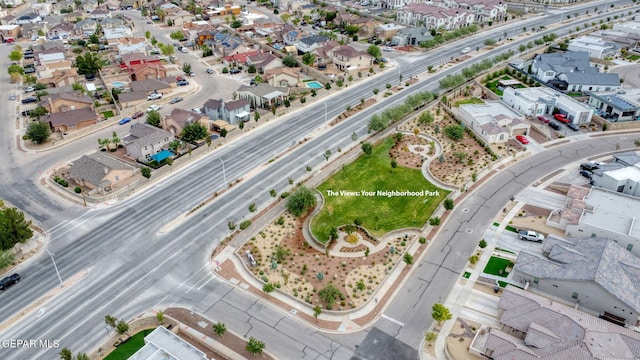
[516,135,530,145]
[537,115,550,123]
[132,111,144,119]
[554,114,570,123]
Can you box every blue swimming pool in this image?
[111,81,126,88]
[306,81,323,89]
[150,149,173,163]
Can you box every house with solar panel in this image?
[588,88,640,122]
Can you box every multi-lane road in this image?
[0,1,638,358]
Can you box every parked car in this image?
[24,68,36,74]
[146,105,162,112]
[21,109,32,117]
[0,273,21,291]
[580,170,593,179]
[554,113,570,123]
[206,68,214,74]
[191,108,202,114]
[147,92,162,101]
[229,68,241,74]
[383,46,392,51]
[21,97,37,104]
[548,121,561,130]
[169,97,183,104]
[24,86,35,92]
[23,63,34,69]
[180,47,188,53]
[189,72,195,77]
[177,79,189,86]
[515,135,529,144]
[132,111,144,119]
[118,117,132,125]
[566,123,580,131]
[23,54,34,59]
[537,115,550,123]
[8,94,16,101]
[519,230,544,242]
[580,162,599,171]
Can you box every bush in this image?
[419,237,426,244]
[429,217,441,226]
[469,255,479,265]
[403,253,414,265]
[444,198,454,210]
[280,192,290,199]
[479,239,487,248]
[74,186,82,194]
[239,220,252,230]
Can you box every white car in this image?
[146,105,162,112]
[461,47,471,54]
[147,93,162,101]
[383,46,392,52]
[191,108,202,114]
[24,86,35,93]
[180,47,188,53]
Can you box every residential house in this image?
[588,89,640,122]
[163,108,207,136]
[129,63,167,81]
[511,235,640,326]
[74,19,98,37]
[568,36,617,59]
[130,78,173,94]
[207,4,242,16]
[128,326,208,360]
[236,84,289,109]
[116,41,148,56]
[591,29,640,49]
[63,11,85,24]
[90,7,110,21]
[295,35,330,54]
[39,68,79,88]
[100,16,125,29]
[376,23,406,40]
[264,68,302,87]
[69,153,137,194]
[45,107,99,132]
[588,152,640,196]
[392,27,434,46]
[38,46,66,64]
[0,24,20,43]
[118,91,148,108]
[246,52,282,73]
[471,285,640,360]
[223,50,258,67]
[21,23,48,41]
[456,101,530,144]
[46,22,74,40]
[121,52,161,69]
[16,13,42,25]
[613,20,640,36]
[123,123,175,160]
[330,45,373,72]
[283,29,304,47]
[530,51,621,93]
[397,3,473,30]
[103,27,133,40]
[502,86,594,124]
[165,8,193,27]
[40,93,93,114]
[348,18,381,38]
[203,98,251,124]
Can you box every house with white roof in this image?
[568,36,617,59]
[613,20,640,36]
[502,87,593,124]
[456,101,530,144]
[588,89,640,122]
[128,326,207,360]
[471,285,640,359]
[588,151,640,197]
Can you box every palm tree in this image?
[98,138,110,152]
[75,52,103,76]
[111,131,120,150]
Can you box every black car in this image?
[567,123,580,131]
[21,109,32,117]
[24,68,36,74]
[229,68,241,74]
[21,97,37,104]
[548,121,561,130]
[0,273,21,291]
[579,170,593,179]
[580,163,599,171]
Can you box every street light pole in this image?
[46,249,63,287]
[324,101,328,127]
[216,158,228,189]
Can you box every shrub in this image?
[280,192,290,199]
[444,198,454,210]
[239,220,252,230]
[403,253,414,265]
[419,237,426,244]
[469,255,479,265]
[479,239,487,248]
[74,186,82,193]
[429,217,441,226]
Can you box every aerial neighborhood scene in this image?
[3,0,640,358]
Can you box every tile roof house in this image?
[129,62,167,81]
[203,98,250,124]
[121,52,161,68]
[118,91,148,108]
[530,51,621,93]
[40,93,93,114]
[123,123,175,160]
[246,52,282,73]
[457,101,531,144]
[397,3,474,30]
[45,107,99,132]
[130,79,173,94]
[223,50,259,66]
[39,68,78,88]
[69,153,137,194]
[264,67,302,87]
[471,285,640,360]
[236,84,289,109]
[329,45,373,72]
[75,19,98,36]
[511,236,640,326]
[295,35,330,53]
[163,108,207,136]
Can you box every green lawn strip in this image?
[312,138,449,242]
[463,271,471,279]
[495,247,516,255]
[104,328,155,360]
[482,256,513,277]
[454,97,484,107]
[102,110,115,118]
[505,225,518,233]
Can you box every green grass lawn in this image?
[104,328,155,360]
[102,110,115,118]
[485,75,525,96]
[454,97,485,107]
[311,138,449,242]
[625,54,640,61]
[567,92,583,97]
[483,256,514,278]
[463,271,471,279]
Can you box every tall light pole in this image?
[216,157,228,189]
[46,249,63,287]
[324,101,328,127]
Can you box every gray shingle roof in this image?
[514,237,640,313]
[483,286,640,360]
[124,123,172,148]
[69,153,133,187]
[47,108,98,127]
[299,35,329,45]
[564,72,620,86]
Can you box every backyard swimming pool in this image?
[150,149,173,163]
[111,81,126,88]
[306,81,323,89]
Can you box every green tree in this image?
[146,110,161,128]
[156,311,164,324]
[282,54,297,67]
[361,142,373,155]
[141,167,152,179]
[59,348,72,360]
[367,45,381,59]
[273,245,290,263]
[431,303,452,325]
[0,207,33,252]
[313,305,322,322]
[302,52,316,65]
[368,114,387,132]
[444,125,464,140]
[24,121,50,144]
[201,44,213,57]
[115,320,129,335]
[155,8,166,21]
[159,43,174,57]
[182,62,192,74]
[318,283,341,305]
[453,151,467,163]
[29,105,49,120]
[104,315,117,329]
[345,24,359,36]
[75,353,89,360]
[285,186,316,217]
[246,337,265,355]
[325,82,331,90]
[231,20,242,28]
[170,30,185,40]
[98,138,110,152]
[75,52,102,76]
[484,38,496,47]
[0,250,14,269]
[180,122,208,143]
[444,198,454,210]
[247,64,257,73]
[8,64,24,75]
[145,31,151,39]
[8,50,22,62]
[213,322,227,336]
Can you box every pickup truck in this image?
[519,230,544,242]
